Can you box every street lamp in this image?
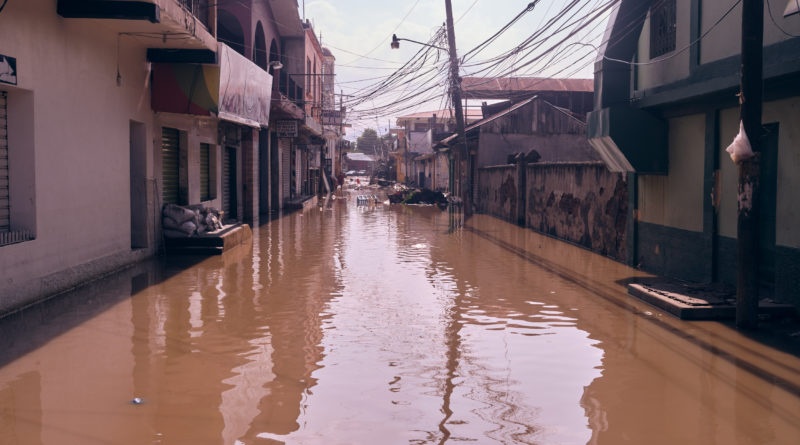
[390,15,470,214]
[269,60,283,70]
[390,34,446,51]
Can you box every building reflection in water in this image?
[0,196,799,444]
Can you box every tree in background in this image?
[356,128,379,155]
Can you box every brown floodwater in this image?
[1,191,799,445]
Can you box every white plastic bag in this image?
[725,120,754,163]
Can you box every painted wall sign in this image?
[0,54,17,86]
[276,120,298,138]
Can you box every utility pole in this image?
[444,0,470,215]
[736,0,763,329]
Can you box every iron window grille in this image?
[650,0,676,58]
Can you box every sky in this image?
[303,0,613,138]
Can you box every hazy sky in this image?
[303,0,609,136]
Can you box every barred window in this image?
[650,0,676,58]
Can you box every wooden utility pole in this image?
[444,0,470,214]
[736,0,763,329]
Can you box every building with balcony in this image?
[0,0,329,314]
[0,0,222,312]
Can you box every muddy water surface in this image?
[1,193,799,444]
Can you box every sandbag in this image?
[162,216,181,230]
[178,220,197,235]
[163,204,196,224]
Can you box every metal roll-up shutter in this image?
[200,143,211,201]
[281,140,290,201]
[161,127,180,205]
[222,147,231,216]
[0,92,9,232]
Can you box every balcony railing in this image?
[178,0,210,29]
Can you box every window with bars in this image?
[161,127,181,205]
[650,0,676,58]
[0,91,35,246]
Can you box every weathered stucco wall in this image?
[475,166,518,223]
[476,163,628,261]
[526,163,628,260]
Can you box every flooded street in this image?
[1,191,800,445]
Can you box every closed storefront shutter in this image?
[222,147,237,219]
[161,127,180,205]
[0,92,9,232]
[281,140,290,201]
[200,143,211,201]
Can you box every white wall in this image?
[638,114,705,232]
[701,0,800,64]
[0,0,155,303]
[635,0,800,90]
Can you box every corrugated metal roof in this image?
[437,96,538,146]
[346,152,375,162]
[396,108,483,121]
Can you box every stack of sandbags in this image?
[162,204,200,238]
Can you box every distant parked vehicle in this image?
[357,170,366,175]
[345,170,357,176]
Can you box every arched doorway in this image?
[254,22,267,70]
[217,9,245,56]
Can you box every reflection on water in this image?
[1,191,799,444]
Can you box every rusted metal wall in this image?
[476,162,628,261]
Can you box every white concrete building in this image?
[0,0,222,313]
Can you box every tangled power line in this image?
[336,0,747,131]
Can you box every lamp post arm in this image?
[391,34,447,51]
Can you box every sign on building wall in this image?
[322,109,343,126]
[276,120,299,138]
[0,54,17,86]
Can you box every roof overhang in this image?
[270,0,304,37]
[587,106,667,174]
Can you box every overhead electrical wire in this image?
[341,0,742,130]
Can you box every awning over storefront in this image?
[151,63,219,115]
[152,43,273,127]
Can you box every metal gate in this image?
[0,92,10,232]
[161,127,180,205]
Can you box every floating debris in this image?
[356,195,380,206]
